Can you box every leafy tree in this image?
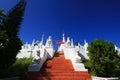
[0,0,26,72]
[87,39,120,77]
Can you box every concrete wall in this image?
[92,76,119,80]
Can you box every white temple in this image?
[16,34,89,71]
[17,34,120,72]
[16,35,54,71]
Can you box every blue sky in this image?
[0,0,120,49]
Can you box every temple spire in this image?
[62,33,65,42]
[32,39,35,46]
[71,38,74,47]
[40,34,44,45]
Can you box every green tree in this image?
[0,0,26,72]
[87,39,120,77]
[4,0,26,37]
[0,10,8,54]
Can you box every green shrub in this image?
[86,39,120,77]
[81,57,93,74]
[0,57,33,78]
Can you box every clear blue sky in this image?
[0,0,120,49]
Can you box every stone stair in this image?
[22,52,91,80]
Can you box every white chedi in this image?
[45,36,53,47]
[58,35,74,52]
[45,36,54,58]
[58,34,66,52]
[66,37,71,47]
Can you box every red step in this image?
[22,52,91,80]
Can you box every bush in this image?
[0,57,33,78]
[81,57,92,72]
[86,39,120,77]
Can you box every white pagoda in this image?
[16,34,89,71]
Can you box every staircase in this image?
[22,52,91,80]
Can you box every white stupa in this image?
[58,33,66,52]
[16,33,120,72]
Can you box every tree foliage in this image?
[3,0,26,37]
[87,39,120,77]
[0,10,5,27]
[0,0,26,71]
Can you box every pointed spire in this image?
[84,40,88,46]
[62,33,65,42]
[71,38,74,47]
[32,39,35,46]
[67,37,70,42]
[84,40,87,44]
[40,34,44,45]
[45,36,53,47]
[66,37,70,47]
